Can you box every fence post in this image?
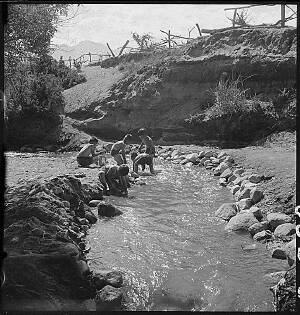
[106,43,116,57]
[232,8,237,27]
[196,23,202,36]
[68,56,72,68]
[89,52,92,62]
[281,4,285,27]
[168,30,171,48]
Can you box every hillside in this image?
[62,26,296,145]
[51,40,107,60]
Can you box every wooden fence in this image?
[202,4,296,34]
[60,4,296,67]
[60,52,112,68]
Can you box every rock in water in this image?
[225,212,258,231]
[97,201,123,217]
[92,270,123,290]
[215,203,238,221]
[96,285,123,311]
[272,248,287,260]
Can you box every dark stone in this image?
[85,211,98,224]
[95,285,123,311]
[97,202,123,217]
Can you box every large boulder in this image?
[266,213,292,230]
[225,212,258,231]
[274,223,296,238]
[215,203,238,221]
[97,202,123,217]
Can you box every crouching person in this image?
[131,151,155,174]
[77,137,104,167]
[98,164,129,196]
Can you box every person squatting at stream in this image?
[98,164,129,196]
[131,151,155,174]
[76,137,105,167]
[137,128,155,172]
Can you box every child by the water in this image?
[137,128,155,156]
[137,128,155,171]
[77,137,104,167]
[98,164,129,196]
[131,151,155,174]
[110,134,132,165]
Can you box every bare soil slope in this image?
[62,27,296,142]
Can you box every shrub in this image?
[205,76,251,118]
[5,60,64,147]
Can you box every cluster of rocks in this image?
[157,146,296,311]
[3,175,126,311]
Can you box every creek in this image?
[87,159,286,311]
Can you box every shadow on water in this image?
[87,159,286,311]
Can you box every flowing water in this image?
[5,152,287,311]
[87,159,286,312]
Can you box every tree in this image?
[4,4,70,74]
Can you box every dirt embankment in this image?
[62,27,296,143]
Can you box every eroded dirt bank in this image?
[63,27,296,143]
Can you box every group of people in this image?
[76,128,156,196]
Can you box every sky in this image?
[52,3,297,49]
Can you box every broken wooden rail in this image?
[224,4,296,28]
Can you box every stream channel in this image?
[87,159,286,311]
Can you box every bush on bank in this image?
[185,77,296,142]
[5,54,86,148]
